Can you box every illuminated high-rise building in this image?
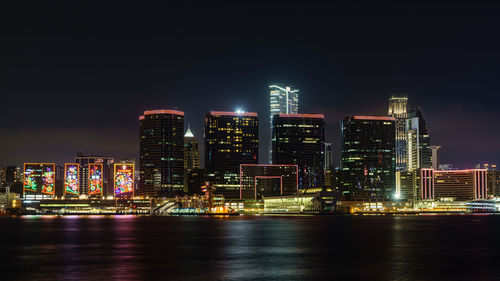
[269,85,299,163]
[388,95,408,171]
[139,109,185,197]
[205,111,259,198]
[75,154,114,197]
[183,126,201,193]
[272,114,325,189]
[340,116,396,201]
[406,108,432,171]
[184,127,200,170]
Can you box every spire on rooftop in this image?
[184,125,194,138]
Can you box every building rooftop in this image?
[278,113,324,119]
[209,111,258,117]
[352,116,395,121]
[184,127,194,138]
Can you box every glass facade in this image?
[272,114,325,189]
[139,110,185,197]
[388,96,408,171]
[341,116,396,201]
[205,111,259,199]
[269,85,299,163]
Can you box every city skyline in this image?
[0,90,497,169]
[2,2,500,281]
[1,1,499,169]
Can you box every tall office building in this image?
[183,127,201,194]
[388,96,408,171]
[75,154,114,197]
[272,114,325,189]
[269,85,299,163]
[341,116,396,201]
[139,109,185,197]
[184,127,200,170]
[406,108,432,171]
[205,111,259,198]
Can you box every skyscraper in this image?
[340,116,396,201]
[205,111,259,198]
[183,127,202,194]
[272,113,325,189]
[184,127,200,170]
[139,109,184,197]
[269,85,299,163]
[388,96,408,171]
[75,154,114,197]
[406,108,432,171]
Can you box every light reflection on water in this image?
[1,215,499,281]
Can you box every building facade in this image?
[75,154,114,197]
[184,127,200,170]
[417,169,488,201]
[487,170,500,197]
[269,85,299,163]
[272,113,325,189]
[341,116,396,201]
[23,163,56,199]
[240,164,298,199]
[324,143,333,171]
[139,109,185,197]
[406,108,432,171]
[205,111,259,198]
[388,96,408,171]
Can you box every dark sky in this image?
[1,1,499,168]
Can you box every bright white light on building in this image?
[235,108,245,114]
[394,193,401,199]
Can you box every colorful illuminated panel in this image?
[114,164,134,196]
[41,164,55,195]
[65,163,80,195]
[23,164,40,192]
[89,163,103,196]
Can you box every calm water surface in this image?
[0,215,499,281]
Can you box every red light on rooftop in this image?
[209,111,258,117]
[353,116,395,121]
[278,113,324,119]
[143,109,185,116]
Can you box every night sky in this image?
[1,1,499,168]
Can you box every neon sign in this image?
[114,164,134,196]
[89,163,103,196]
[41,164,55,195]
[23,166,38,192]
[65,163,79,195]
